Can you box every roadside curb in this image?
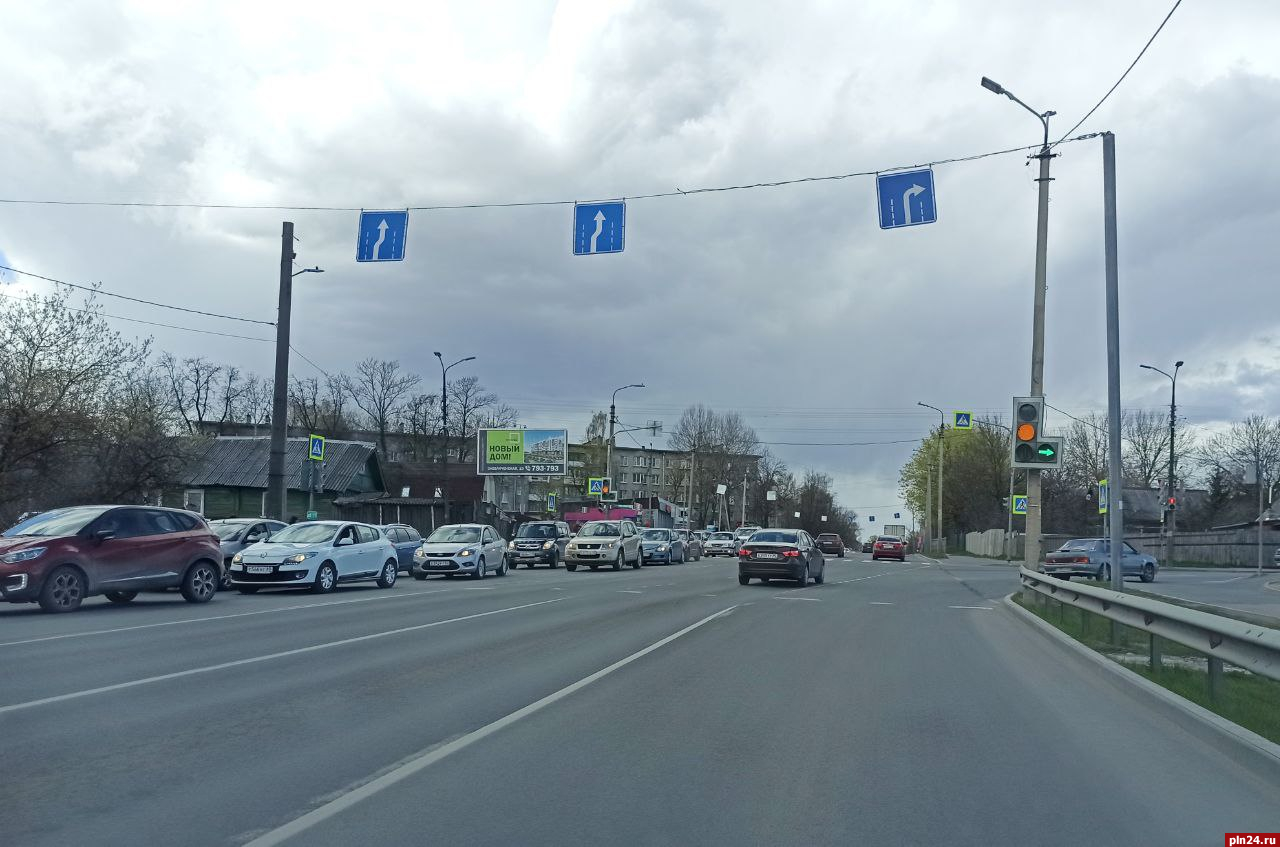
[1002,592,1280,783]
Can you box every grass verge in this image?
[1013,592,1280,745]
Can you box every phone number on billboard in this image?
[502,464,564,474]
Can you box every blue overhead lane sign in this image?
[356,211,409,262]
[573,201,625,255]
[876,168,937,229]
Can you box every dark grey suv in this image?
[507,521,572,568]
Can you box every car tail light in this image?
[1072,556,1090,564]
[782,549,801,558]
[739,548,751,557]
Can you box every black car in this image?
[737,529,825,586]
[816,533,845,557]
[861,540,874,554]
[507,520,572,568]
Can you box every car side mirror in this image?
[335,537,353,547]
[246,533,263,543]
[93,529,116,543]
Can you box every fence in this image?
[964,529,1023,559]
[1019,567,1280,701]
[964,527,1280,566]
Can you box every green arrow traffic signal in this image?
[1037,444,1056,457]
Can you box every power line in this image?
[0,264,276,327]
[1051,0,1184,147]
[0,136,1098,214]
[759,438,927,447]
[290,345,332,379]
[0,289,273,342]
[1046,403,1107,434]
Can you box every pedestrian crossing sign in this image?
[954,411,972,430]
[588,478,604,495]
[1012,495,1028,515]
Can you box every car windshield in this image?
[579,523,621,537]
[210,521,252,540]
[4,506,110,537]
[750,531,798,544]
[266,523,337,544]
[427,527,481,544]
[640,530,670,541]
[711,532,735,541]
[516,524,557,539]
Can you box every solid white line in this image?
[617,590,644,594]
[869,601,895,606]
[0,598,565,715]
[1203,574,1253,584]
[462,586,497,590]
[0,588,453,649]
[244,604,739,847]
[774,596,822,602]
[829,564,930,586]
[948,605,993,610]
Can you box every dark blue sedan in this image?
[379,524,424,573]
[640,528,685,565]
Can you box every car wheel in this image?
[221,560,234,590]
[590,565,599,571]
[1141,562,1156,583]
[38,566,85,613]
[738,574,750,585]
[814,567,825,585]
[566,562,578,572]
[181,561,219,604]
[474,557,487,580]
[548,550,559,569]
[313,562,338,594]
[760,578,770,584]
[104,590,138,604]
[412,573,427,581]
[237,586,261,594]
[839,551,845,558]
[633,549,643,569]
[1060,575,1071,581]
[1100,564,1112,582]
[612,552,623,571]
[796,566,808,587]
[377,559,398,588]
[497,555,509,577]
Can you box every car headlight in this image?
[231,552,243,564]
[284,552,318,564]
[542,541,554,550]
[508,541,516,550]
[414,547,427,559]
[604,541,617,549]
[458,548,474,557]
[2,547,46,564]
[658,544,668,552]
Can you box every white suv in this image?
[229,520,399,594]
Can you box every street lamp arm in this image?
[1139,363,1175,382]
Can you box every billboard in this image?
[477,428,568,476]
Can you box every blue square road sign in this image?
[573,201,625,255]
[1012,495,1028,516]
[356,211,409,262]
[308,434,326,461]
[876,168,937,229]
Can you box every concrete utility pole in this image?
[1102,132,1126,592]
[434,352,476,524]
[607,383,645,505]
[1141,361,1183,565]
[741,471,748,528]
[981,76,1057,571]
[267,222,294,522]
[918,403,944,552]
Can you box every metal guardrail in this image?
[1018,567,1280,695]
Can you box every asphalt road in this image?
[3,554,1276,846]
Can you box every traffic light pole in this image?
[1102,132,1126,592]
[1024,142,1052,572]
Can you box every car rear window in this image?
[818,534,840,541]
[1059,539,1098,551]
[878,536,900,543]
[751,531,798,544]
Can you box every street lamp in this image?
[917,402,945,551]
[607,383,645,504]
[981,75,1057,571]
[434,352,476,522]
[292,266,324,278]
[1140,361,1183,565]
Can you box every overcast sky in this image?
[1,0,1277,520]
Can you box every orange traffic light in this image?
[1016,422,1036,441]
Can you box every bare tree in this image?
[239,374,273,427]
[398,392,441,461]
[342,359,421,457]
[158,353,222,434]
[1202,414,1280,487]
[448,376,500,462]
[214,366,243,424]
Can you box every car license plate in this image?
[754,552,779,559]
[431,560,453,566]
[246,566,272,574]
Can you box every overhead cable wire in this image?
[290,345,332,379]
[0,135,1099,213]
[1051,0,1184,147]
[0,290,273,342]
[0,264,276,327]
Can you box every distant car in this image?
[508,520,572,568]
[816,533,845,557]
[565,520,643,571]
[1042,538,1159,582]
[703,531,738,557]
[231,520,399,593]
[734,526,762,546]
[738,529,825,586]
[210,518,287,588]
[411,524,509,580]
[640,528,685,565]
[674,529,703,561]
[1272,547,1280,570]
[861,540,874,554]
[379,523,424,573]
[872,535,907,562]
[0,505,222,612]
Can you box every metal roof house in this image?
[167,436,385,520]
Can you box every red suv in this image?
[0,506,222,613]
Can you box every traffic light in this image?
[600,477,617,503]
[1011,396,1063,469]
[1167,496,1177,511]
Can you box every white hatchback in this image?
[229,520,399,594]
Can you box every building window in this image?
[184,490,205,515]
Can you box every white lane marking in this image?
[0,588,454,649]
[1266,581,1280,594]
[869,601,895,606]
[617,590,644,594]
[243,604,739,847]
[774,596,822,602]
[0,598,565,715]
[702,594,719,597]
[1203,574,1253,584]
[828,565,931,586]
[462,587,497,590]
[948,605,993,610]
